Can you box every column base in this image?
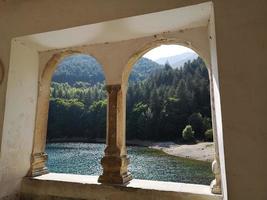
[98,172,132,185]
[28,152,49,177]
[210,160,221,194]
[210,179,222,194]
[98,155,133,184]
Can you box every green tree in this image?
[204,129,213,141]
[182,125,195,142]
[48,55,212,143]
[188,113,205,139]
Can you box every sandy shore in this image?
[149,142,215,162]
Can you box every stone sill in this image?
[21,173,223,200]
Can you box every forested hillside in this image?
[47,54,212,142]
[52,54,163,85]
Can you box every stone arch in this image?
[121,40,222,194]
[41,50,107,83]
[29,50,106,176]
[122,39,211,86]
[41,50,81,83]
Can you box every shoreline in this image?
[46,138,155,146]
[148,142,214,162]
[47,138,214,162]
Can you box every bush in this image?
[182,125,195,142]
[204,129,213,141]
[188,113,205,139]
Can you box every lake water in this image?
[46,143,214,185]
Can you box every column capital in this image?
[106,84,121,94]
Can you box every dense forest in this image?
[47,54,213,142]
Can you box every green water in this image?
[46,143,214,185]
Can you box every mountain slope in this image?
[52,54,105,86]
[129,57,163,82]
[155,52,198,68]
[52,54,163,85]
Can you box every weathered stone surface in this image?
[99,155,132,184]
[21,174,222,200]
[99,85,132,184]
[28,51,80,178]
[208,68,222,194]
[28,152,49,177]
[211,160,222,194]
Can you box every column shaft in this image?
[98,84,132,184]
[209,69,222,194]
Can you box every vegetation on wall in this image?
[47,54,212,142]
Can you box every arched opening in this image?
[29,52,107,177]
[46,54,107,175]
[27,41,222,195]
[123,43,221,191]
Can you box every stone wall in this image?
[20,174,222,200]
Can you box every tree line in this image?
[47,56,213,142]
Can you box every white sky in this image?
[143,45,195,61]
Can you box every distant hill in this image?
[52,54,104,86]
[129,57,163,82]
[52,52,199,85]
[52,54,163,85]
[155,52,198,68]
[48,56,211,142]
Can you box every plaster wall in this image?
[212,1,267,200]
[208,8,225,198]
[0,41,39,199]
[39,27,210,85]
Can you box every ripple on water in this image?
[46,143,214,185]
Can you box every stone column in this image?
[208,68,222,194]
[98,84,132,184]
[211,159,222,194]
[210,117,222,194]
[27,81,50,177]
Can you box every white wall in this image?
[0,41,39,198]
[208,8,227,199]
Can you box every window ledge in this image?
[21,173,222,200]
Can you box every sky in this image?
[143,45,195,61]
